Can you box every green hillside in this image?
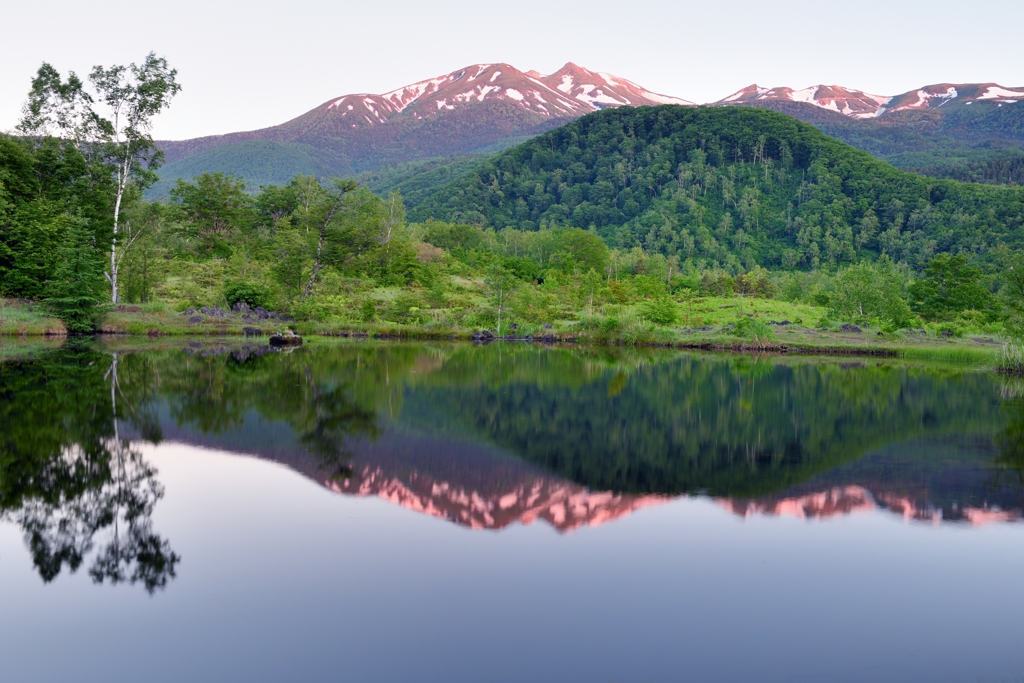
[412,106,1024,272]
[147,140,340,199]
[884,149,1024,186]
[359,154,487,206]
[756,100,1024,184]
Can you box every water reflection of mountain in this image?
[722,436,1024,525]
[6,340,1024,546]
[395,353,1008,498]
[149,420,670,532]
[154,418,1024,530]
[142,342,1022,529]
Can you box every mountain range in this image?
[151,63,1024,197]
[151,62,689,195]
[716,82,1024,118]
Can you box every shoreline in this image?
[1,324,1002,364]
[0,301,1005,364]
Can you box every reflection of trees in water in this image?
[995,396,1024,488]
[12,438,178,592]
[5,339,1021,587]
[397,348,1009,497]
[1,341,390,592]
[299,365,379,479]
[0,346,178,592]
[152,346,387,480]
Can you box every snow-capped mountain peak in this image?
[717,81,1024,118]
[319,62,691,131]
[886,83,1024,111]
[541,62,693,109]
[717,83,892,118]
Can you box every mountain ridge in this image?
[716,82,1024,118]
[151,64,1024,195]
[157,62,689,169]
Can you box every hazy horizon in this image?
[2,0,1021,141]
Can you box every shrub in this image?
[224,281,271,309]
[734,266,779,299]
[733,316,774,343]
[700,270,734,296]
[641,296,680,326]
[386,292,427,324]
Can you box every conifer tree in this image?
[43,219,108,333]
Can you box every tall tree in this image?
[827,258,913,327]
[171,172,253,252]
[299,179,383,300]
[909,254,992,321]
[43,218,109,333]
[19,53,181,303]
[485,264,518,335]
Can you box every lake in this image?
[1,339,1023,682]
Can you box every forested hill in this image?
[411,106,1024,273]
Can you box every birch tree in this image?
[485,265,518,336]
[19,53,181,303]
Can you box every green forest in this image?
[4,59,1024,356]
[413,106,1024,272]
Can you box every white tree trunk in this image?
[107,152,131,304]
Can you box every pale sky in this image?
[2,0,1021,141]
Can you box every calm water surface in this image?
[1,339,1023,682]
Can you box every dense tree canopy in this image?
[413,106,1024,273]
[0,135,113,300]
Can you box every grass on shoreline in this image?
[0,299,66,336]
[0,296,1008,366]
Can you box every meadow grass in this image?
[900,345,998,366]
[996,342,1024,375]
[0,300,66,336]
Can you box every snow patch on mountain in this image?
[978,86,1024,100]
[893,86,958,111]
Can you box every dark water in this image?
[2,339,1024,682]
